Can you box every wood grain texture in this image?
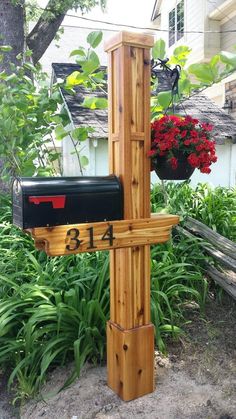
[105,31,178,400]
[106,33,155,332]
[107,321,155,401]
[29,214,179,257]
[104,31,154,52]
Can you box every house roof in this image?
[52,63,108,139]
[151,0,162,21]
[52,63,236,144]
[175,94,236,144]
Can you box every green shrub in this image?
[151,182,236,241]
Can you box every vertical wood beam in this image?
[105,31,155,401]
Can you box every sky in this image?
[37,0,156,73]
[38,0,155,30]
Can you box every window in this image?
[169,0,184,47]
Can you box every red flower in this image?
[147,149,156,157]
[149,115,217,175]
[187,153,200,168]
[190,130,198,138]
[170,157,178,169]
[200,166,211,174]
[201,122,213,132]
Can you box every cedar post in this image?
[105,32,155,401]
[20,30,179,401]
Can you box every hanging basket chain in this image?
[151,58,189,115]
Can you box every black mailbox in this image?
[12,176,123,229]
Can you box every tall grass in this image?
[151,234,208,352]
[0,191,209,399]
[151,182,236,241]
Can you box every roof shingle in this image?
[52,63,236,144]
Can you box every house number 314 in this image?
[65,225,115,251]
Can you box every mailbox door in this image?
[13,176,123,229]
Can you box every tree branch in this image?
[26,0,66,64]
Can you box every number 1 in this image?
[87,227,97,250]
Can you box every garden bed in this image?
[2,294,235,419]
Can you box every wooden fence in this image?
[176,217,236,300]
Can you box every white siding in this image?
[39,27,115,75]
[63,135,108,177]
[221,18,236,51]
[154,0,212,65]
[153,0,236,63]
[184,0,206,64]
[89,139,108,176]
[207,0,227,14]
[151,144,236,188]
[230,143,236,186]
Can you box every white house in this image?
[52,62,236,188]
[150,0,236,186]
[150,0,236,112]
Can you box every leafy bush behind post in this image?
[0,191,208,400]
[151,182,236,241]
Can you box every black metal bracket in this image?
[151,58,181,95]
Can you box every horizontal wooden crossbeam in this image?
[28,214,179,256]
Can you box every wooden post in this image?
[26,30,179,402]
[105,32,155,401]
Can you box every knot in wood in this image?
[130,47,136,58]
[123,344,128,351]
[138,308,144,316]
[132,178,139,186]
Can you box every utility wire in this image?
[38,6,236,34]
[63,13,236,34]
[61,24,118,32]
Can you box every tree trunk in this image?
[27,0,66,64]
[0,0,25,72]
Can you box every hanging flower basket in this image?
[148,115,217,181]
[153,151,195,180]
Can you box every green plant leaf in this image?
[87,31,103,49]
[55,124,69,140]
[81,51,100,74]
[69,48,86,58]
[188,63,215,84]
[66,71,86,86]
[71,127,89,141]
[173,45,191,61]
[210,54,220,67]
[23,63,37,73]
[152,39,166,60]
[0,45,12,52]
[219,51,236,68]
[157,91,172,109]
[81,97,108,109]
[80,155,89,167]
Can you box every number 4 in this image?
[102,225,115,246]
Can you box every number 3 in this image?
[66,228,81,251]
